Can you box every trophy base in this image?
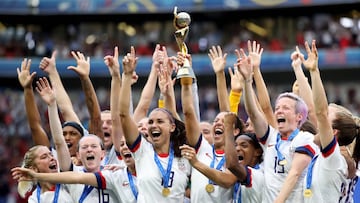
[180,77,193,85]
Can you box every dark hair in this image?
[234,114,245,134]
[62,121,84,137]
[300,120,317,134]
[333,112,358,146]
[152,108,187,157]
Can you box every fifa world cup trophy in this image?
[173,7,195,85]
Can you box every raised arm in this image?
[133,44,160,123]
[291,46,317,128]
[68,51,103,139]
[39,51,80,123]
[17,58,49,147]
[236,49,268,138]
[12,167,98,187]
[104,46,123,152]
[248,40,277,128]
[159,48,180,120]
[304,40,332,146]
[119,46,140,146]
[35,77,72,171]
[224,113,248,181]
[208,45,230,112]
[180,55,200,146]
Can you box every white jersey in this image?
[66,165,120,203]
[191,135,233,203]
[259,126,318,203]
[233,165,264,203]
[129,135,191,203]
[28,184,73,203]
[95,167,137,203]
[101,145,125,167]
[304,137,348,203]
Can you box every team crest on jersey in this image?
[178,159,186,171]
[122,181,129,187]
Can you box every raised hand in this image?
[179,144,198,165]
[11,167,37,182]
[158,63,172,96]
[235,49,253,81]
[162,46,178,77]
[122,46,138,75]
[67,51,90,79]
[247,40,263,70]
[290,46,304,69]
[17,58,36,89]
[208,45,227,74]
[131,71,139,85]
[104,46,120,77]
[35,77,55,106]
[39,51,57,75]
[301,40,318,71]
[229,66,244,93]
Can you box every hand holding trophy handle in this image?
[173,6,195,85]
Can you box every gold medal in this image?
[279,159,287,166]
[304,189,312,197]
[205,184,215,193]
[162,188,170,197]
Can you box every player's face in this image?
[63,126,82,157]
[101,112,113,149]
[119,137,134,167]
[138,117,152,143]
[235,135,261,167]
[200,121,213,145]
[275,97,301,136]
[32,146,58,173]
[212,112,228,148]
[77,136,104,172]
[147,110,175,147]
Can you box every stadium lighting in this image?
[340,17,354,28]
[27,0,39,8]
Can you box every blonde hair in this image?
[17,145,43,198]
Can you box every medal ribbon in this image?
[79,185,94,203]
[305,155,319,191]
[127,168,138,200]
[36,183,60,203]
[154,143,174,189]
[233,182,241,203]
[104,153,109,165]
[275,128,299,162]
[208,145,226,185]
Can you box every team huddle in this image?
[11,40,360,203]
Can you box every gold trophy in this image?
[173,6,195,85]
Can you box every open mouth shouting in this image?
[86,154,95,161]
[277,118,286,123]
[151,130,161,138]
[214,127,224,136]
